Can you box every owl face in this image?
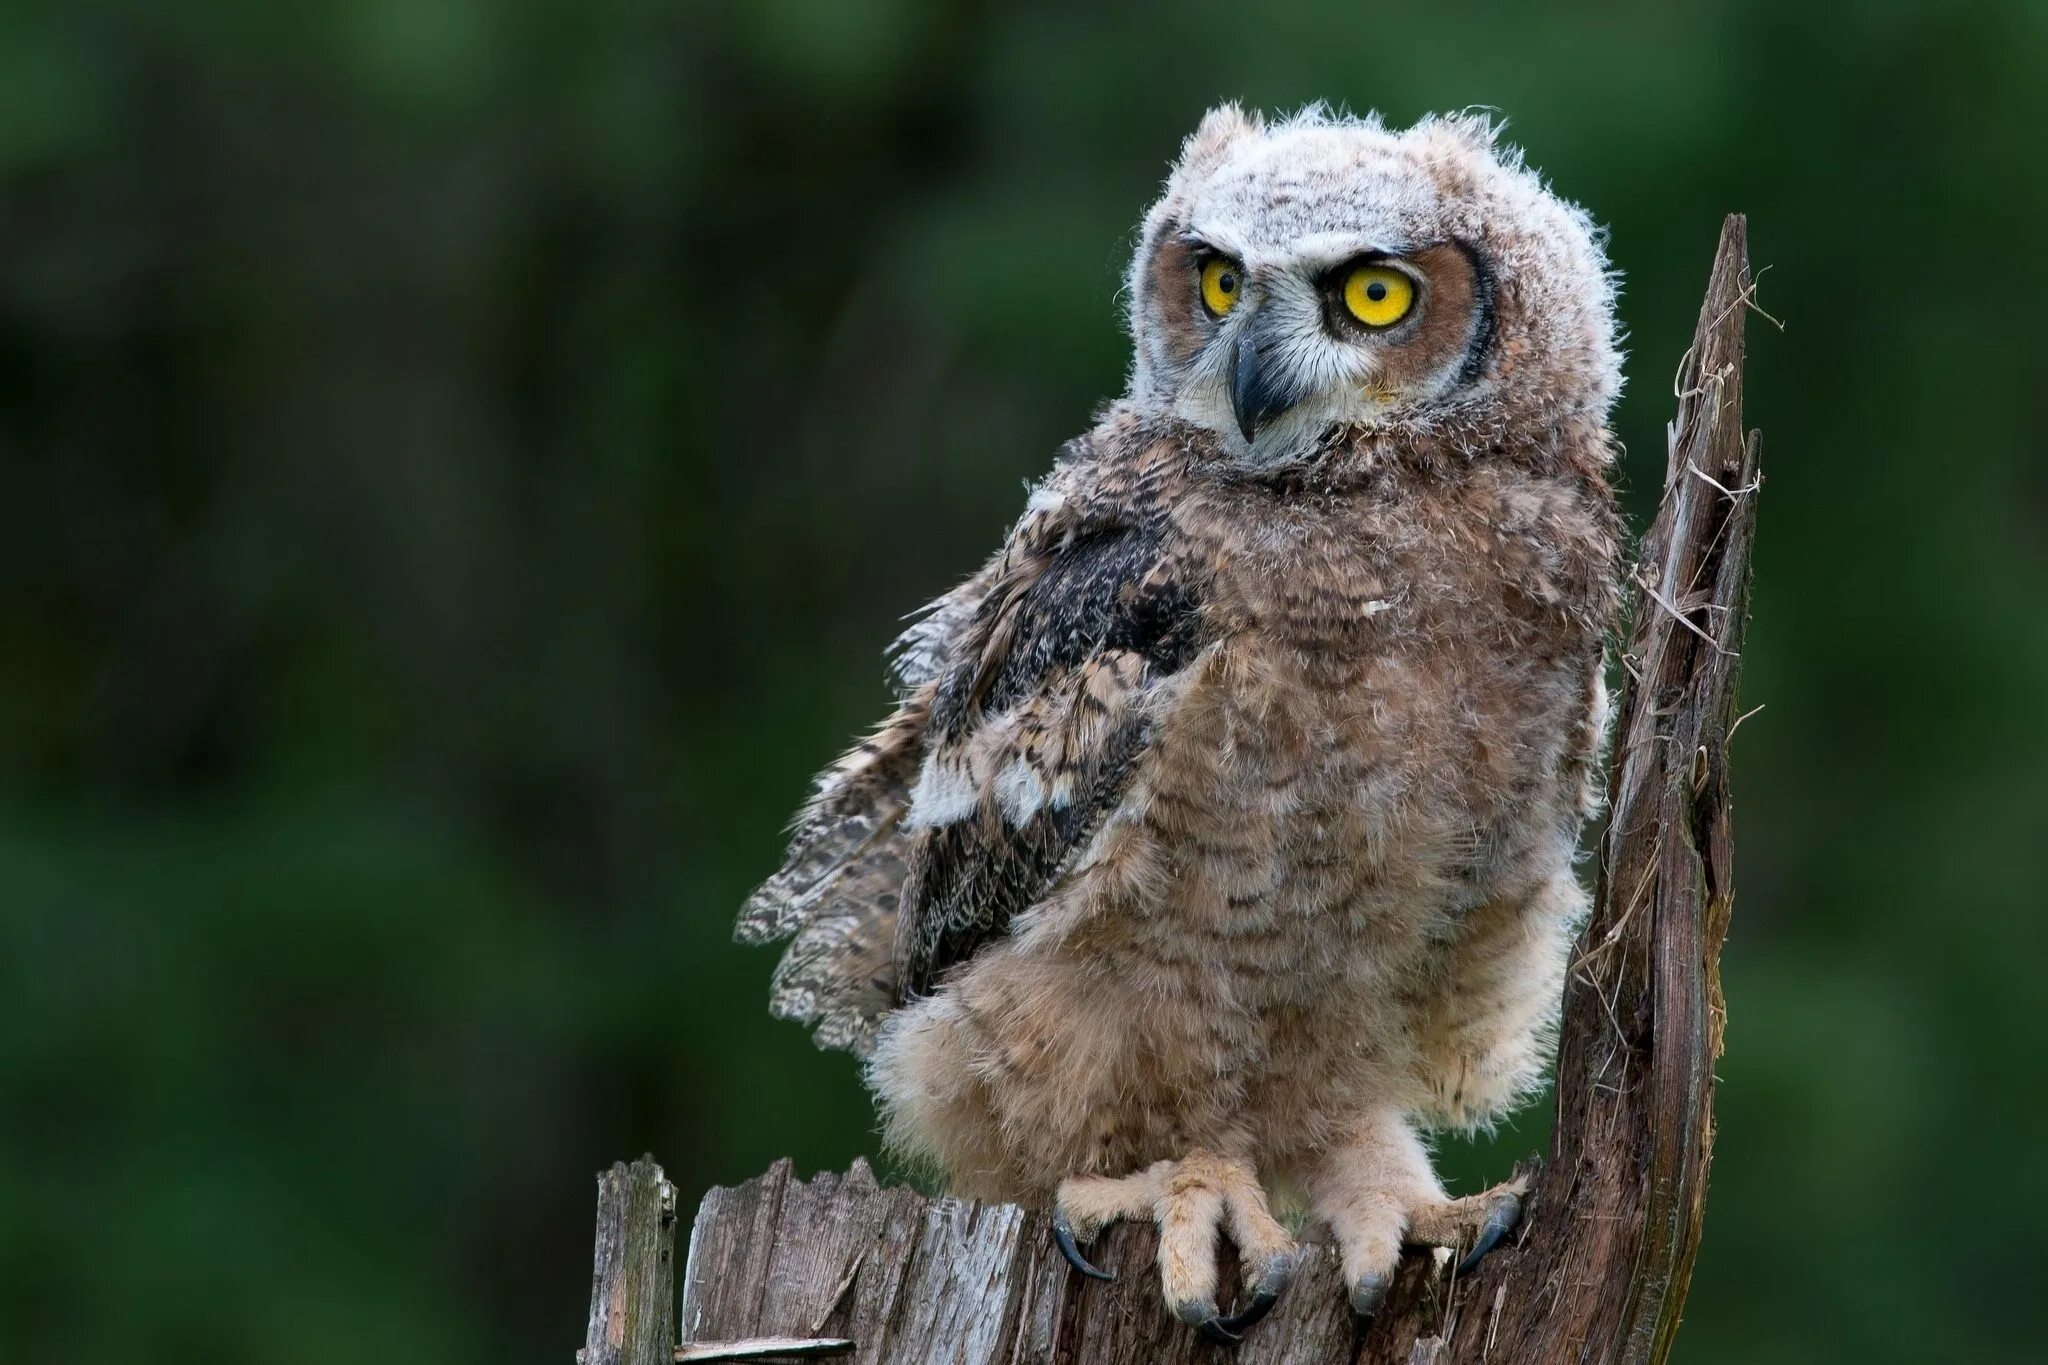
[1126,106,1620,467]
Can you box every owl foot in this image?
[1406,1171,1531,1276]
[1311,1115,1534,1323]
[1052,1150,1298,1346]
[1328,1172,1529,1323]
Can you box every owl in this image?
[736,104,1622,1344]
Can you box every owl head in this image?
[1125,105,1621,466]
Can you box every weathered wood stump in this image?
[683,1156,1443,1364]
[619,214,1760,1365]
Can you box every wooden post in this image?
[582,1157,679,1365]
[624,216,1760,1364]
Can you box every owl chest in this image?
[1178,466,1600,662]
[1140,501,1571,937]
[1196,499,1535,717]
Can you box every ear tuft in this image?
[1175,103,1263,179]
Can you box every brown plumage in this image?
[735,104,1623,1341]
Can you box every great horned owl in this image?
[736,104,1621,1343]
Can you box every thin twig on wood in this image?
[673,1339,857,1362]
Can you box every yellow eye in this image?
[1342,265,1416,328]
[1199,258,1242,317]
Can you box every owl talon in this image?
[1051,1210,1115,1281]
[1350,1270,1392,1319]
[1214,1289,1278,1335]
[1214,1247,1293,1333]
[1176,1300,1242,1346]
[1454,1190,1524,1276]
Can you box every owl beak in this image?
[1230,333,1292,442]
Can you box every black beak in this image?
[1230,332,1292,442]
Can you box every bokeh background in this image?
[4,2,2044,1361]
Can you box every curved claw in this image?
[1215,1249,1293,1335]
[1176,1300,1243,1347]
[1350,1270,1392,1320]
[1214,1289,1278,1335]
[1051,1211,1115,1282]
[1454,1192,1525,1276]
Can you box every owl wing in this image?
[733,556,1002,1055]
[738,451,1206,1050]
[894,479,1204,999]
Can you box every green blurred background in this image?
[3,1,2043,1361]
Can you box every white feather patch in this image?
[993,759,1047,826]
[906,760,977,829]
[1024,484,1067,516]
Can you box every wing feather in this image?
[734,566,994,1054]
[896,488,1203,997]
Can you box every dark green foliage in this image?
[0,3,2041,1362]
